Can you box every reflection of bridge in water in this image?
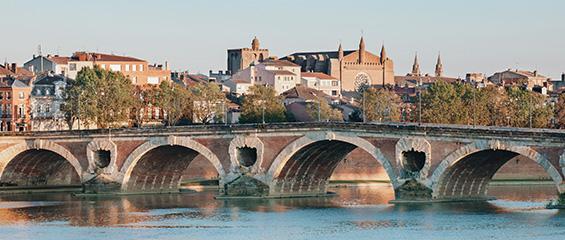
[0,123,563,204]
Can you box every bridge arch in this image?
[266,132,398,196]
[430,140,564,199]
[0,140,82,186]
[120,136,225,192]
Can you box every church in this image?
[281,37,394,91]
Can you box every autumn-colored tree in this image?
[305,97,343,122]
[153,81,192,126]
[189,82,227,124]
[556,94,565,128]
[420,81,462,124]
[362,87,402,122]
[239,85,287,123]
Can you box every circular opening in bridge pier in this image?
[237,147,257,167]
[94,150,111,168]
[402,150,426,172]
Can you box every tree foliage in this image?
[305,97,343,122]
[62,66,136,129]
[420,82,553,128]
[152,81,192,126]
[189,82,227,124]
[555,94,565,128]
[362,87,402,122]
[239,85,287,123]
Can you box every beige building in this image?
[226,59,301,95]
[301,72,340,97]
[282,37,394,91]
[227,37,270,74]
[67,52,170,86]
[488,69,550,89]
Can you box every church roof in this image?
[342,50,380,63]
[284,50,355,59]
[261,59,299,67]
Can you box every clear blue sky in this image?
[2,0,564,78]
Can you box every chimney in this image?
[164,61,168,70]
[562,73,565,82]
[11,63,17,74]
[533,70,537,77]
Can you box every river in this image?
[0,184,563,240]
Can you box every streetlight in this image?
[362,89,366,123]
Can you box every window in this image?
[18,104,24,118]
[7,93,11,100]
[6,104,11,114]
[110,64,121,72]
[0,92,3,100]
[100,64,106,69]
[147,77,159,85]
[36,89,41,95]
[69,63,77,71]
[332,90,338,96]
[45,106,50,113]
[45,89,50,95]
[19,92,24,99]
[139,64,144,71]
[132,64,137,71]
[332,81,339,86]
[125,64,130,71]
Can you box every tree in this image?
[190,82,227,124]
[506,87,552,128]
[239,85,287,123]
[62,66,137,129]
[305,97,343,122]
[362,87,402,122]
[556,94,565,128]
[153,81,192,126]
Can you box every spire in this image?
[358,36,366,63]
[251,36,260,50]
[411,52,421,76]
[435,53,443,77]
[380,44,387,64]
[338,43,344,60]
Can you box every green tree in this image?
[240,85,287,123]
[362,87,402,122]
[62,66,136,129]
[420,81,461,124]
[153,81,192,126]
[506,87,552,128]
[189,82,227,124]
[305,97,343,122]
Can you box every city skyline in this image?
[2,0,565,78]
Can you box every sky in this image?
[2,0,564,78]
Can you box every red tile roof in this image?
[268,70,296,75]
[261,59,299,67]
[0,66,13,76]
[48,56,70,65]
[72,52,145,62]
[301,72,337,80]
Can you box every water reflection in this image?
[0,184,563,240]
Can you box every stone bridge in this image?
[0,122,564,203]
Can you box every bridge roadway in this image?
[0,122,564,204]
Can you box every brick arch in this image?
[429,140,564,198]
[266,132,398,192]
[119,136,225,191]
[0,139,83,182]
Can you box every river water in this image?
[0,184,563,240]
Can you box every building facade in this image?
[24,55,70,76]
[67,52,171,85]
[227,37,270,75]
[30,74,68,131]
[301,72,341,97]
[226,60,301,95]
[0,78,32,132]
[488,69,550,89]
[282,37,394,91]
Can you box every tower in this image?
[338,43,344,61]
[358,37,366,63]
[251,36,260,51]
[411,53,421,76]
[380,45,387,64]
[435,53,443,77]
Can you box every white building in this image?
[301,72,341,97]
[225,60,301,95]
[30,74,68,131]
[24,55,70,76]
